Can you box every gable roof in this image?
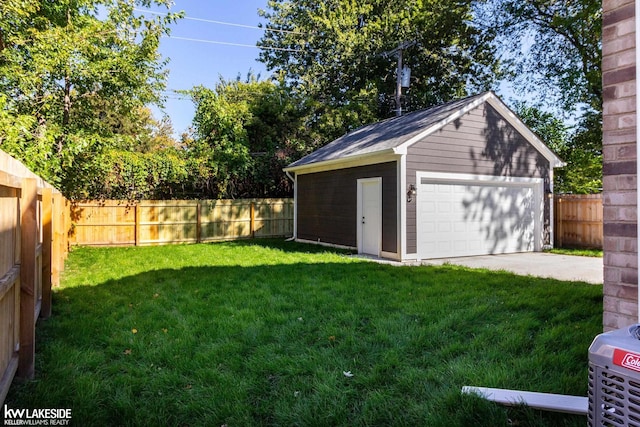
[284,91,564,172]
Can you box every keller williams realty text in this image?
[3,406,71,425]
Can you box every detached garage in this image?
[284,92,564,261]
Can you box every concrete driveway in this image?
[422,252,603,284]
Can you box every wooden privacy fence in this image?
[70,199,294,247]
[554,194,603,249]
[0,151,69,405]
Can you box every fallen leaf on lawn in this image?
[328,336,336,342]
[162,328,168,333]
[184,384,192,390]
[297,317,303,322]
[132,328,138,334]
[123,349,132,355]
[153,293,159,298]
[343,371,354,378]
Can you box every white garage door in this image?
[417,175,541,259]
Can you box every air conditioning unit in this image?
[589,324,640,426]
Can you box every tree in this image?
[257,0,498,132]
[188,75,323,199]
[0,0,182,197]
[516,104,601,193]
[479,0,602,194]
[480,0,601,113]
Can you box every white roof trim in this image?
[283,149,398,174]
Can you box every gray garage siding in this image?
[297,162,398,253]
[405,103,551,254]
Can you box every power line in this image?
[165,35,304,53]
[133,8,304,35]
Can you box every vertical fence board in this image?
[0,171,20,406]
[18,178,37,380]
[51,193,63,288]
[41,189,52,319]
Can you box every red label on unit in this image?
[613,349,640,373]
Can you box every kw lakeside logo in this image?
[3,405,71,426]
[613,348,640,373]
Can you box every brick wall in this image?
[602,0,638,330]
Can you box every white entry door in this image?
[358,178,382,256]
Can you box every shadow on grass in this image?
[7,242,601,426]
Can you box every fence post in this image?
[135,203,141,246]
[18,178,37,380]
[64,199,70,259]
[51,193,62,288]
[196,201,202,243]
[556,197,563,248]
[250,201,255,239]
[41,188,52,319]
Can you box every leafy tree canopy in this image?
[188,74,324,199]
[0,0,182,198]
[517,104,602,193]
[479,0,601,114]
[478,0,602,194]
[257,0,498,128]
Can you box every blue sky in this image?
[143,0,271,136]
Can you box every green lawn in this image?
[7,240,602,426]
[545,247,603,258]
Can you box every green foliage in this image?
[482,0,601,113]
[189,76,325,199]
[258,0,498,123]
[545,247,603,257]
[0,94,61,184]
[478,0,603,194]
[516,104,602,194]
[563,112,602,194]
[0,0,182,198]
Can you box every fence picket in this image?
[18,178,37,380]
[554,194,603,249]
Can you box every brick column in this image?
[602,0,638,330]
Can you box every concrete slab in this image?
[422,253,602,284]
[356,252,603,284]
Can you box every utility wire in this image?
[133,8,304,35]
[165,35,304,52]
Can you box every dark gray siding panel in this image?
[405,103,552,253]
[297,162,397,253]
